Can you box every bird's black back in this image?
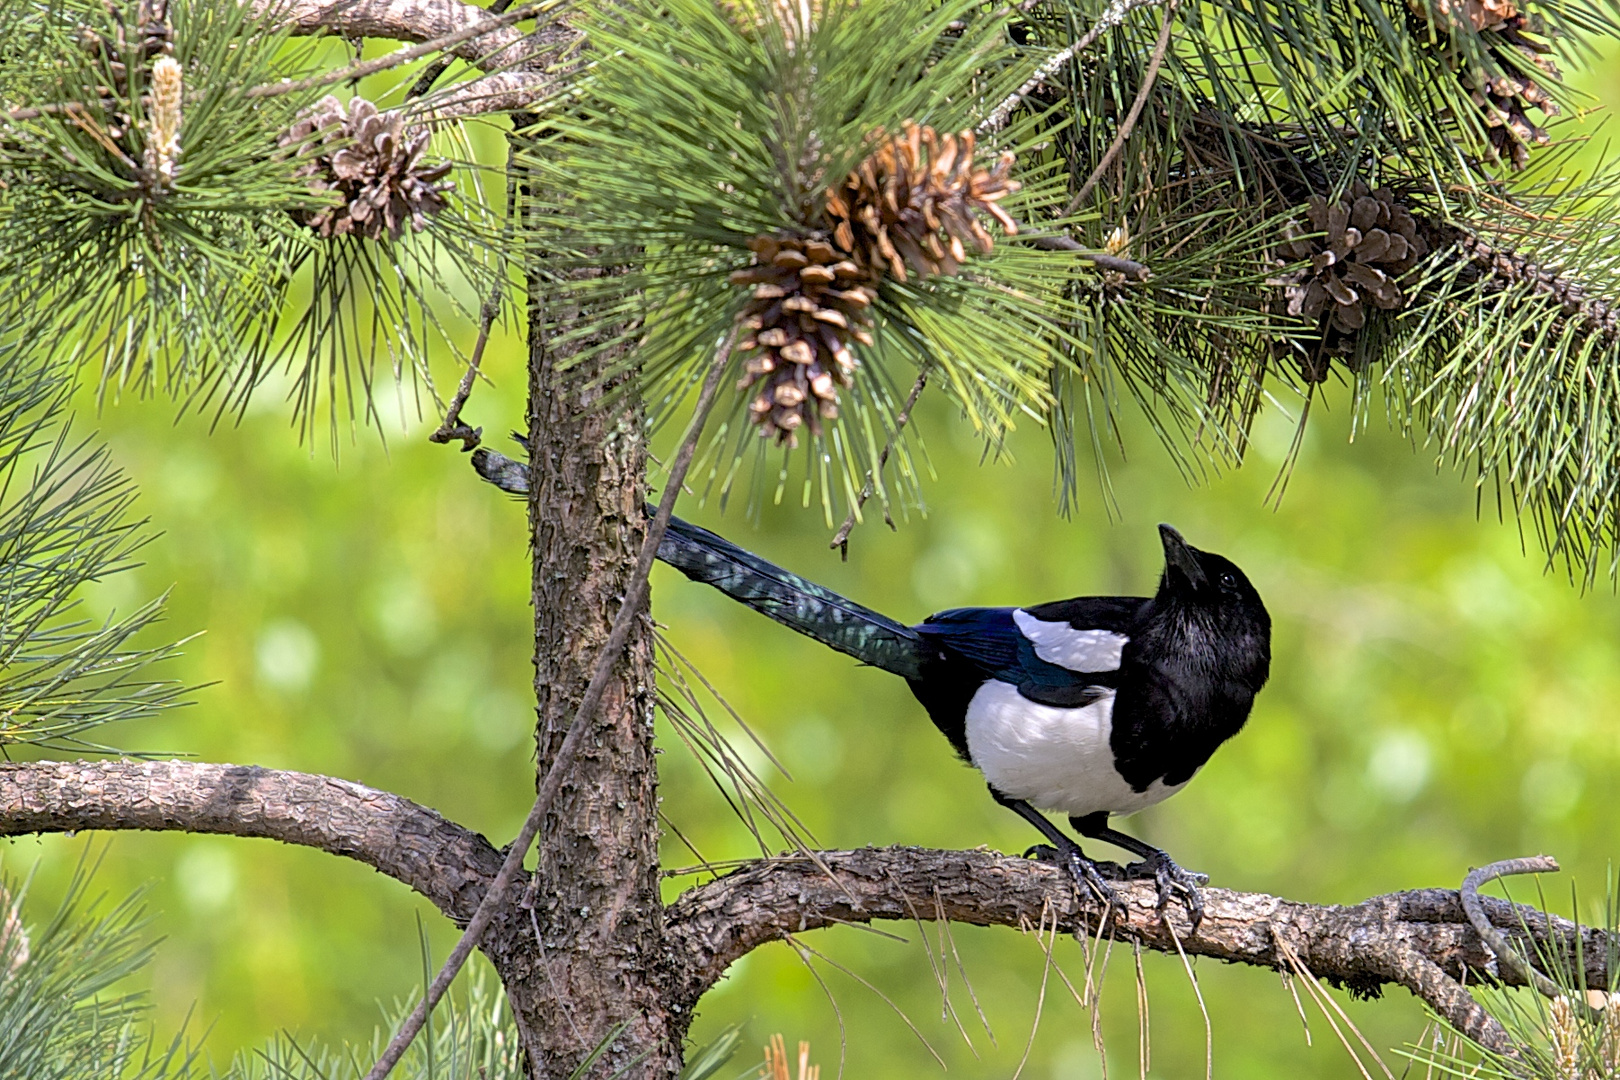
[907,597,1147,760]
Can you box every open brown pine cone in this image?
[1408,0,1560,169]
[732,235,877,445]
[824,122,1019,283]
[1275,181,1431,377]
[279,96,455,241]
[733,121,1023,443]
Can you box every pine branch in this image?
[0,760,505,922]
[663,847,1600,1058]
[0,759,1596,1059]
[253,0,572,67]
[1452,230,1620,340]
[247,0,563,98]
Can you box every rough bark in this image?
[257,0,574,115]
[260,0,559,66]
[0,759,504,921]
[0,761,1603,1063]
[662,847,1608,1058]
[473,268,673,1079]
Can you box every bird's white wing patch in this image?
[1013,609,1128,672]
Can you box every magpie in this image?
[655,514,1272,927]
[467,442,1270,925]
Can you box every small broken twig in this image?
[830,368,928,559]
[430,140,522,453]
[1461,856,1564,1000]
[428,291,502,452]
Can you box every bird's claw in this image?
[1024,843,1125,908]
[1126,851,1207,933]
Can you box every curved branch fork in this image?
[0,760,506,924]
[664,847,1610,1055]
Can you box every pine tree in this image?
[4,0,1620,1075]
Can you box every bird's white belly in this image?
[963,681,1187,817]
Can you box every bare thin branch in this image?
[1067,0,1178,212]
[1461,856,1564,1000]
[255,0,566,67]
[978,0,1166,135]
[830,367,928,558]
[0,760,504,921]
[249,0,563,98]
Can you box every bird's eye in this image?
[1219,572,1238,591]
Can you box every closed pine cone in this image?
[279,96,455,241]
[824,122,1019,283]
[1277,181,1430,375]
[732,235,877,445]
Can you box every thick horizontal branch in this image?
[408,71,554,121]
[259,0,567,67]
[0,760,506,923]
[255,0,578,116]
[664,846,1608,1056]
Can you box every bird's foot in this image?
[1125,850,1208,933]
[1024,843,1125,908]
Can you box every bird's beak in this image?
[1158,524,1207,590]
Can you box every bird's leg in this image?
[1070,813,1208,933]
[988,787,1122,907]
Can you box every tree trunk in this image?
[479,272,679,1078]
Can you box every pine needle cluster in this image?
[0,0,499,443]
[517,0,1115,521]
[0,0,319,398]
[0,351,184,754]
[1005,0,1620,572]
[5,0,1620,569]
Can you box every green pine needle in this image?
[517,0,1131,525]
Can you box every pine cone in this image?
[732,234,877,445]
[1413,0,1518,31]
[80,0,172,102]
[279,96,455,241]
[1464,15,1560,170]
[824,122,1020,283]
[1275,182,1430,376]
[1409,0,1559,169]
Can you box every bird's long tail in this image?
[657,513,926,680]
[467,444,924,678]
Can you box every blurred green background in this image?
[10,44,1620,1080]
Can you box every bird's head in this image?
[1154,524,1271,688]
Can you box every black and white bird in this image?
[653,514,1271,926]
